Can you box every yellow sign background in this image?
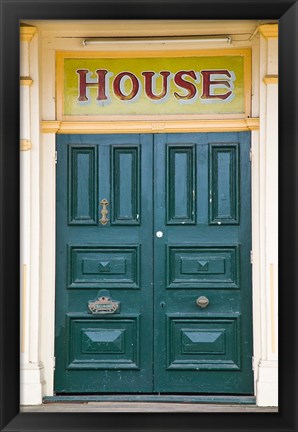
[57,50,251,119]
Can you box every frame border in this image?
[0,1,297,431]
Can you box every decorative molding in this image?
[20,362,44,405]
[41,118,259,134]
[20,25,37,42]
[245,118,259,130]
[263,75,278,85]
[256,360,278,406]
[20,77,33,86]
[20,139,32,151]
[41,121,61,133]
[258,24,278,39]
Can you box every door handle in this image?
[196,296,209,308]
[99,199,109,225]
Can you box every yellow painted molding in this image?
[259,24,278,39]
[41,121,61,133]
[20,139,32,151]
[20,25,37,42]
[20,77,33,86]
[41,118,259,134]
[246,118,260,130]
[263,75,278,85]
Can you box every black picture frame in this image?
[0,1,297,431]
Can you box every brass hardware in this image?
[99,198,109,225]
[196,296,209,308]
[88,290,120,314]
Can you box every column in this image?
[20,24,44,405]
[256,23,278,407]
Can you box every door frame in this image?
[44,123,258,398]
[26,22,279,405]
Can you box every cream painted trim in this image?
[20,77,33,86]
[263,75,278,85]
[20,139,32,151]
[56,48,251,59]
[20,26,37,42]
[22,20,258,38]
[21,264,28,353]
[258,24,278,39]
[42,118,259,134]
[270,264,276,354]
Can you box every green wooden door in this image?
[153,133,253,393]
[55,134,154,393]
[55,132,253,394]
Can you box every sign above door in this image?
[56,49,251,121]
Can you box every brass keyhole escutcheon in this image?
[196,296,209,308]
[99,199,109,225]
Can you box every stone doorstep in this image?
[20,402,278,413]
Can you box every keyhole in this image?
[160,301,166,309]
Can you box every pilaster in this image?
[256,23,278,407]
[20,24,44,405]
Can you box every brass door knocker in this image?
[99,199,109,225]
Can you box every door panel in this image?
[55,132,253,394]
[154,133,253,393]
[68,145,98,225]
[166,145,196,224]
[111,146,140,225]
[55,134,153,393]
[209,143,239,224]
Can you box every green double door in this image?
[55,132,253,394]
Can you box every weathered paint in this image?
[55,132,253,394]
[56,50,251,119]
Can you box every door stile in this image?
[153,133,167,391]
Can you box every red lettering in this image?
[76,69,108,101]
[142,71,171,100]
[173,70,197,100]
[201,70,232,100]
[113,72,139,100]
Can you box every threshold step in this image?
[44,394,256,404]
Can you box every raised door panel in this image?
[167,315,241,371]
[68,246,140,289]
[166,145,196,224]
[167,246,240,289]
[209,144,240,225]
[68,145,98,225]
[66,315,140,370]
[111,146,140,225]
